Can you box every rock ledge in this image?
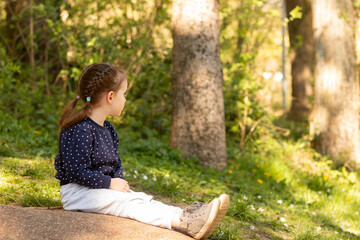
[0,204,193,240]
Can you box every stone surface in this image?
[0,205,194,240]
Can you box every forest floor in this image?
[1,126,360,239]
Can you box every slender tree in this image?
[355,3,360,75]
[285,0,314,120]
[4,0,31,61]
[171,0,226,169]
[311,0,360,169]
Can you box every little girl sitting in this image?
[54,63,229,239]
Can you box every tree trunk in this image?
[285,0,314,120]
[311,0,360,169]
[171,0,226,170]
[355,5,360,81]
[5,0,30,61]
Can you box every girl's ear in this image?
[106,91,115,104]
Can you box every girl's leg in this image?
[60,183,182,229]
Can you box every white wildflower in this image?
[258,207,264,212]
[312,212,317,216]
[327,189,331,193]
[317,191,322,195]
[284,223,288,227]
[165,173,170,178]
[306,201,312,204]
[153,175,157,181]
[356,212,359,215]
[290,204,294,208]
[143,175,148,180]
[250,226,255,230]
[134,170,138,174]
[274,72,283,82]
[133,175,137,179]
[317,227,321,232]
[335,231,338,234]
[243,196,248,200]
[280,217,286,222]
[277,200,283,204]
[257,195,262,199]
[250,205,255,210]
[262,72,272,79]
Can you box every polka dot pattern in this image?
[55,118,124,189]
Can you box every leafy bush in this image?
[0,110,57,157]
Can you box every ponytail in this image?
[57,97,91,134]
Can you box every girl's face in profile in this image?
[110,80,128,117]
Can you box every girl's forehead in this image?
[118,80,128,92]
[122,80,128,89]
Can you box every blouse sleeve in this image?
[106,121,125,180]
[113,155,125,179]
[59,127,111,189]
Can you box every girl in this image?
[54,63,229,239]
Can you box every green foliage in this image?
[0,110,57,157]
[220,0,280,148]
[1,0,173,137]
[0,43,63,136]
[289,6,303,21]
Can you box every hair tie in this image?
[86,97,91,102]
[76,96,80,100]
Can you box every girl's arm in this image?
[106,121,125,180]
[113,156,125,179]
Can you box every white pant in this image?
[60,183,182,229]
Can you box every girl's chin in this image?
[109,110,123,118]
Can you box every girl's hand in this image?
[110,178,130,192]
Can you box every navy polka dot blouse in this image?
[55,118,124,189]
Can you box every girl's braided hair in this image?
[58,63,127,132]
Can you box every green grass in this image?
[0,157,61,207]
[1,122,360,239]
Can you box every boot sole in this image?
[202,194,230,239]
[193,198,220,240]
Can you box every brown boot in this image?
[202,194,230,239]
[179,198,220,239]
